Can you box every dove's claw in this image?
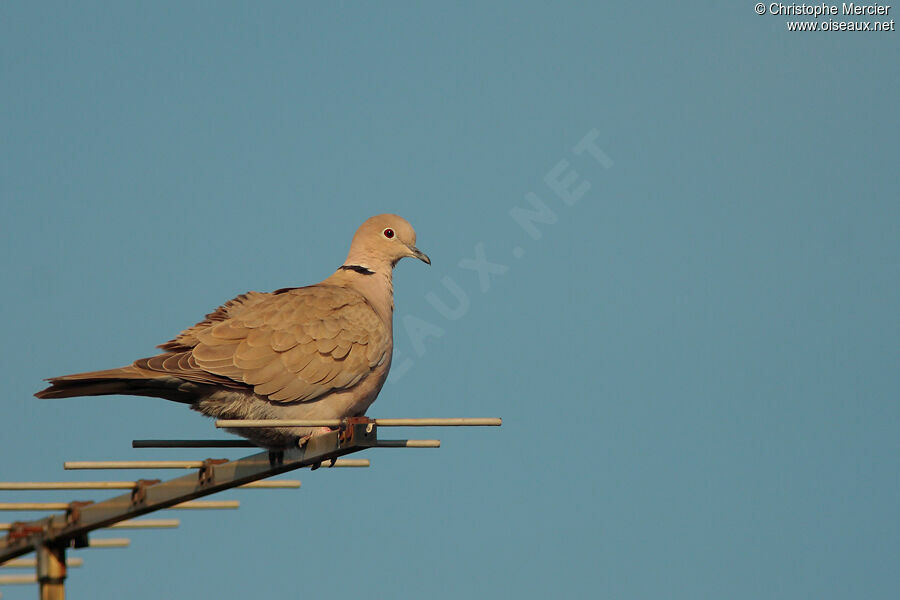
[297,427,335,449]
[268,450,284,466]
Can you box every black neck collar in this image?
[339,264,375,275]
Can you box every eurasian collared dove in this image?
[35,214,430,449]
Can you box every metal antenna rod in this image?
[64,461,215,470]
[0,481,297,490]
[1,557,82,568]
[0,501,238,511]
[216,417,501,428]
[107,519,179,529]
[0,482,156,491]
[170,501,239,510]
[87,539,130,548]
[63,458,369,470]
[2,519,178,530]
[377,440,441,448]
[0,573,37,584]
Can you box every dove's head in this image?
[345,214,430,271]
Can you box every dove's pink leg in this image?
[298,426,337,448]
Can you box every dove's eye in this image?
[383,228,395,239]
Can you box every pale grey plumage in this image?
[35,214,429,449]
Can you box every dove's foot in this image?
[297,427,336,449]
[268,450,284,466]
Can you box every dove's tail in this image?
[35,365,200,403]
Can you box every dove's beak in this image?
[408,245,431,265]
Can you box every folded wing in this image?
[143,286,389,403]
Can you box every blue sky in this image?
[1,2,897,599]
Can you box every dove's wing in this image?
[142,286,390,403]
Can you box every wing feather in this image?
[147,286,388,403]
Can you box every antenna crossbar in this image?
[0,422,377,563]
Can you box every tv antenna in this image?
[1,417,501,598]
